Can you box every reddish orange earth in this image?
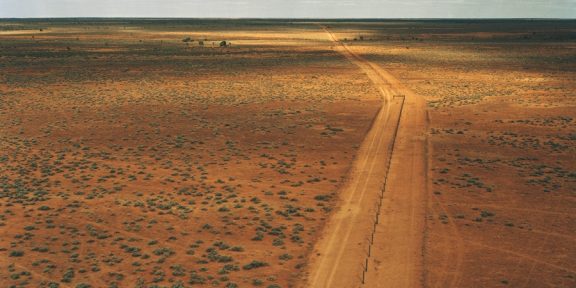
[1,19,575,288]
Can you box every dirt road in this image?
[362,57,428,288]
[301,27,427,288]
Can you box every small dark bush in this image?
[243,260,268,270]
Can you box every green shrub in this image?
[243,261,268,270]
[314,195,330,201]
[61,268,75,283]
[9,250,24,257]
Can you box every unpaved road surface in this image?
[362,60,428,288]
[301,27,427,288]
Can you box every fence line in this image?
[360,95,406,285]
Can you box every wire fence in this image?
[360,95,406,285]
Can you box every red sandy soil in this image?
[1,19,575,288]
[0,20,381,288]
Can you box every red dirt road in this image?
[301,27,428,288]
[362,63,428,288]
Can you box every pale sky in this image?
[1,0,575,18]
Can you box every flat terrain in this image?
[0,19,381,288]
[326,20,576,287]
[303,27,426,288]
[304,27,404,287]
[1,19,575,288]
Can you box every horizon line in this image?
[1,17,575,20]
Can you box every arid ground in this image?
[1,19,575,288]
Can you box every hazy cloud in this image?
[1,0,574,18]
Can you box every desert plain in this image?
[0,19,575,288]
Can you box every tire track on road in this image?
[302,26,427,288]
